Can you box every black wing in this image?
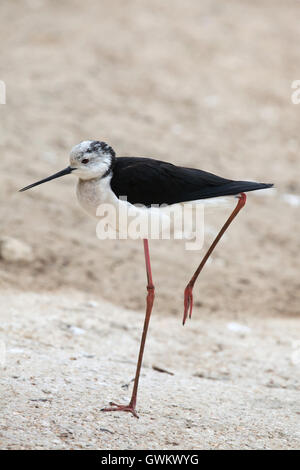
[110,157,273,206]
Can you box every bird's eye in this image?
[82,158,89,164]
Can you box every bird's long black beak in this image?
[19,166,74,192]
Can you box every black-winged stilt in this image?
[20,140,273,417]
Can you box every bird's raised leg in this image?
[101,239,155,418]
[183,193,247,325]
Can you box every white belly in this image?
[76,176,233,242]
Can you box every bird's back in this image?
[110,157,273,206]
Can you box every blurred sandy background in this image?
[0,0,300,450]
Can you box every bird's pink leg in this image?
[183,193,247,325]
[101,239,155,418]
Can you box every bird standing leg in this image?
[101,239,155,418]
[183,193,247,325]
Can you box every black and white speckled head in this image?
[19,140,116,193]
[70,140,116,180]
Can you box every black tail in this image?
[189,181,273,200]
[219,180,274,196]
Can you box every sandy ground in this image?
[1,291,300,450]
[0,0,300,450]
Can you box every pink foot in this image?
[183,284,193,325]
[101,401,139,418]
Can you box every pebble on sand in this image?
[0,236,33,263]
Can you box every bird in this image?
[19,140,273,418]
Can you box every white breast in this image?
[76,175,118,218]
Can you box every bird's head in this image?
[69,140,116,180]
[19,140,116,192]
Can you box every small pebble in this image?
[0,237,33,262]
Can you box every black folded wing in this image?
[110,157,273,206]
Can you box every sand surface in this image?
[0,0,300,450]
[1,291,300,450]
